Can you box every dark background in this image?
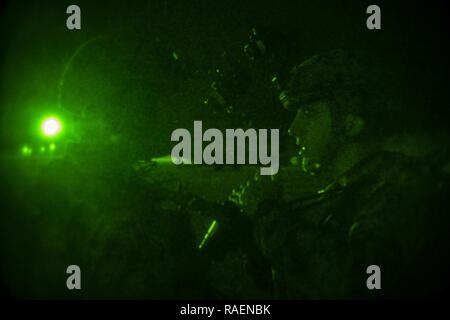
[0,0,449,299]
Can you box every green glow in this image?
[290,156,298,166]
[198,220,218,249]
[41,117,62,137]
[151,155,191,165]
[21,146,32,156]
[301,157,308,172]
[151,155,174,164]
[49,143,56,151]
[40,146,46,153]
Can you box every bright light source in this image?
[41,117,62,137]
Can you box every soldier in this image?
[138,48,450,299]
[240,49,450,298]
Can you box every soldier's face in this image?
[288,101,333,173]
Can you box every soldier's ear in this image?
[344,114,365,137]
